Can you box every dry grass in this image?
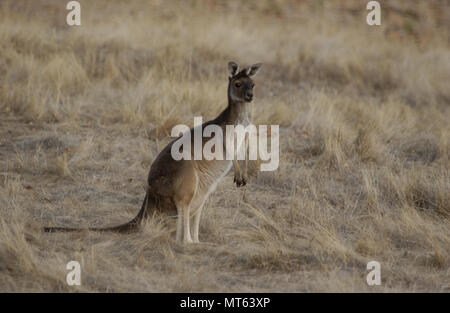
[0,0,449,292]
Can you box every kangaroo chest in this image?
[197,108,251,197]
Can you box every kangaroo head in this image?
[228,61,262,103]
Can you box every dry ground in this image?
[0,0,449,292]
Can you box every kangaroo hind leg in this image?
[173,167,198,244]
[192,204,204,243]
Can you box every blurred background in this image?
[1,0,449,127]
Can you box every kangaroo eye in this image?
[235,82,241,88]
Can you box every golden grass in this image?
[0,0,449,292]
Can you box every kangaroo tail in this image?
[44,192,149,234]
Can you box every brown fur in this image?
[44,61,262,243]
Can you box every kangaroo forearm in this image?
[233,157,241,177]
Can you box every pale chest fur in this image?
[199,111,251,198]
[225,110,251,159]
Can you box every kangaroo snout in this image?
[245,92,253,101]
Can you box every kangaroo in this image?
[44,61,262,243]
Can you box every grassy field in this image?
[0,0,449,292]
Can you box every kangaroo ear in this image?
[247,63,262,77]
[228,61,239,78]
